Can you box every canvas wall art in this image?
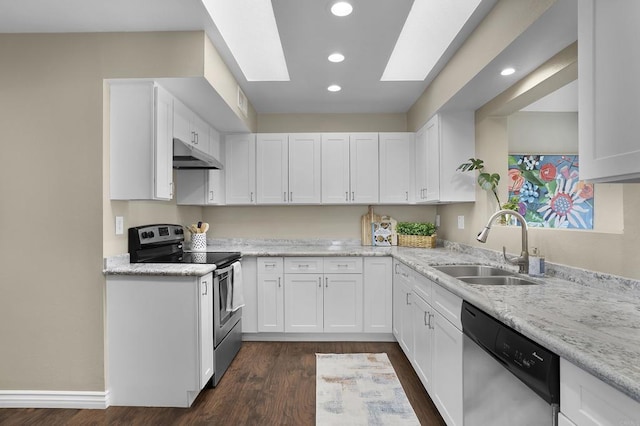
[507,154,594,229]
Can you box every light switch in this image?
[115,216,124,235]
[457,215,465,229]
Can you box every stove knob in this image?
[148,231,155,238]
[175,228,183,235]
[141,231,148,239]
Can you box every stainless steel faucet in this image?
[477,209,529,273]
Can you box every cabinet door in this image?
[199,273,214,389]
[240,258,258,333]
[323,274,363,333]
[579,1,640,182]
[432,311,463,426]
[256,133,289,204]
[225,134,256,204]
[173,97,193,146]
[379,133,414,204]
[396,279,414,357]
[288,133,321,204]
[321,133,351,204]
[350,133,379,203]
[415,125,428,202]
[363,257,392,333]
[284,274,323,332]
[257,273,284,332]
[191,114,209,153]
[208,126,221,159]
[412,293,434,393]
[154,85,174,200]
[424,116,441,202]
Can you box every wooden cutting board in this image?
[361,206,381,246]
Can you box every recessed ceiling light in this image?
[328,53,345,63]
[202,0,289,81]
[500,67,516,76]
[330,2,353,17]
[327,85,342,92]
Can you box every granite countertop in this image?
[103,239,640,404]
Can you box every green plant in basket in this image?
[396,222,437,236]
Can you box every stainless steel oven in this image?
[212,261,243,386]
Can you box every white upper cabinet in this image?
[415,112,475,203]
[173,97,209,153]
[225,133,256,205]
[109,81,173,200]
[321,133,351,204]
[288,134,322,204]
[256,133,321,204]
[579,1,640,182]
[256,133,289,204]
[379,132,414,204]
[322,133,379,204]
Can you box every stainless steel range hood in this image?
[173,138,223,170]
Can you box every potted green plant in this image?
[457,158,502,207]
[396,222,437,248]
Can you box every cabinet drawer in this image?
[284,257,323,273]
[257,257,284,274]
[324,257,363,273]
[432,284,462,330]
[561,358,640,425]
[412,272,432,305]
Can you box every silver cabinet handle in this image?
[406,293,411,305]
[278,277,281,287]
[345,191,349,202]
[284,192,287,202]
[318,277,322,287]
[250,192,254,202]
[209,190,214,201]
[202,281,208,296]
[395,263,399,274]
[424,311,428,326]
[325,277,328,287]
[406,191,409,201]
[195,132,199,145]
[427,312,434,330]
[351,191,355,201]
[290,191,292,202]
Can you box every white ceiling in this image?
[0,0,577,116]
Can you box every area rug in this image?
[316,353,420,425]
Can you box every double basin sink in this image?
[433,265,538,286]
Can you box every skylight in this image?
[202,0,290,81]
[381,0,483,81]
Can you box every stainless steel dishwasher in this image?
[462,301,560,426]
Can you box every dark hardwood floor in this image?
[0,342,445,425]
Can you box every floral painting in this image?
[508,154,594,229]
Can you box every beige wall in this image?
[407,0,555,131]
[0,31,237,392]
[256,113,407,133]
[203,205,436,240]
[435,41,640,280]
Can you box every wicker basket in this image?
[398,234,437,248]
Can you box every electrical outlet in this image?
[435,215,441,227]
[457,215,465,229]
[115,216,124,235]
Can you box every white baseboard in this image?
[0,390,109,409]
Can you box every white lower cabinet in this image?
[363,257,393,333]
[283,257,363,333]
[255,256,390,335]
[560,358,640,425]
[106,273,213,407]
[257,258,284,332]
[431,309,463,426]
[393,260,463,426]
[240,257,258,333]
[412,292,434,393]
